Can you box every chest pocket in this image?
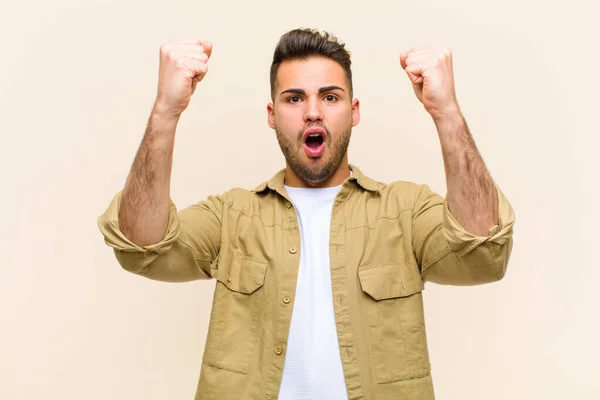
[202,247,268,374]
[358,260,431,383]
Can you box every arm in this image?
[401,47,515,284]
[97,39,220,282]
[120,39,213,246]
[411,182,514,285]
[435,113,498,236]
[98,190,222,282]
[119,112,178,246]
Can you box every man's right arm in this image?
[118,111,178,247]
[97,39,220,282]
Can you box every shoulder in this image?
[378,180,427,200]
[212,186,278,219]
[217,187,255,208]
[365,179,444,213]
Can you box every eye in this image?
[287,96,301,103]
[324,94,338,102]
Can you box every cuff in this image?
[97,190,180,254]
[442,182,515,256]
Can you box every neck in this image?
[284,156,350,188]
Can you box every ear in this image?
[351,98,360,127]
[267,102,275,129]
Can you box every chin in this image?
[296,163,335,184]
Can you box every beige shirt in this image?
[97,165,515,400]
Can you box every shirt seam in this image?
[343,208,413,231]
[422,247,452,271]
[221,197,295,230]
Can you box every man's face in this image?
[268,56,360,184]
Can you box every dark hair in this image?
[270,28,353,100]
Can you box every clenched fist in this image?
[400,47,459,120]
[154,39,213,117]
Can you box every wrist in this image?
[432,109,470,153]
[429,102,462,125]
[151,100,183,123]
[432,107,464,132]
[145,104,180,145]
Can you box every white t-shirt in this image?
[278,182,348,400]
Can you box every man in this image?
[98,28,515,400]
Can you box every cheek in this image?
[275,108,303,128]
[327,107,353,127]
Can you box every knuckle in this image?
[160,43,173,55]
[167,51,181,62]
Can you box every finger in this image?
[167,50,204,65]
[179,59,209,80]
[399,51,409,69]
[200,40,213,59]
[405,54,433,65]
[406,49,438,61]
[186,52,209,63]
[405,65,424,84]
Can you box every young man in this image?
[98,29,515,400]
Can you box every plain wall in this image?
[1,0,599,398]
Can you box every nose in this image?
[303,97,323,122]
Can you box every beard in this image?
[275,123,351,184]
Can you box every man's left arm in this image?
[400,47,516,285]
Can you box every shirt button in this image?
[282,296,291,304]
[286,201,292,208]
[274,346,283,355]
[289,246,297,254]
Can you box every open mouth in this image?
[305,133,324,149]
[302,128,326,158]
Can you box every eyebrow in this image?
[279,85,346,97]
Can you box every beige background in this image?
[1,0,599,399]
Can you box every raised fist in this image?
[154,40,213,116]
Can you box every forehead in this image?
[276,56,348,92]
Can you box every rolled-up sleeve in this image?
[97,190,222,282]
[412,182,515,285]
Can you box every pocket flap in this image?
[358,262,424,300]
[213,249,268,294]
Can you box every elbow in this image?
[114,249,160,276]
[486,237,513,283]
[458,240,512,285]
[422,247,510,286]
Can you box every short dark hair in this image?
[270,28,353,100]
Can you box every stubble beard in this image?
[275,124,352,184]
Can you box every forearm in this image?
[119,108,179,246]
[434,113,498,236]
